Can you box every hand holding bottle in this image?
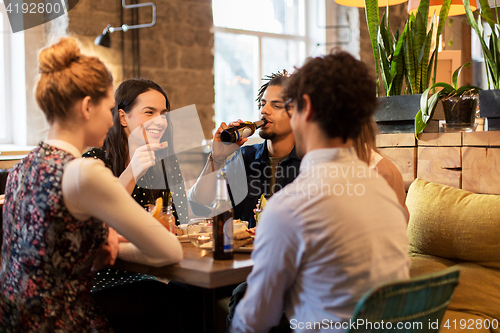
[212,119,247,162]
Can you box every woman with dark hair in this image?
[86,78,188,220]
[84,78,190,332]
[0,38,182,332]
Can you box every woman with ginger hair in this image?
[354,118,409,222]
[0,38,182,332]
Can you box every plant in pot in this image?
[365,0,452,133]
[463,0,500,130]
[415,63,482,137]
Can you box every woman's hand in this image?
[92,227,119,271]
[129,143,165,181]
[212,119,248,162]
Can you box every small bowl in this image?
[187,218,213,247]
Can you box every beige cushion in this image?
[406,178,500,267]
[406,179,500,326]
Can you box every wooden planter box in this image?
[479,89,500,131]
[375,95,421,134]
[376,132,500,195]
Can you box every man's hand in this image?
[212,119,248,161]
[129,143,164,181]
[92,227,119,271]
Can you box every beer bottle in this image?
[212,170,234,260]
[220,119,267,145]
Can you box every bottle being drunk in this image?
[212,170,234,260]
[220,119,267,145]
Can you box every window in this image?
[0,0,28,146]
[471,23,493,89]
[212,0,309,124]
[0,0,11,143]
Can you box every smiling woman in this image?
[82,78,189,332]
[119,89,169,145]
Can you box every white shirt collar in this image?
[44,139,82,158]
[299,147,358,173]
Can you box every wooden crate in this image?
[462,132,500,194]
[416,133,462,189]
[377,131,500,193]
[376,133,417,191]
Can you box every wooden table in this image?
[113,242,253,288]
[113,242,253,332]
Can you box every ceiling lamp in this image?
[334,0,408,7]
[94,0,156,48]
[408,0,477,16]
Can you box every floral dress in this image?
[0,143,111,332]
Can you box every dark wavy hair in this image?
[103,78,171,177]
[283,51,377,141]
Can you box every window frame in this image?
[213,25,308,89]
[212,0,321,124]
[0,0,12,144]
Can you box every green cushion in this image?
[406,179,500,264]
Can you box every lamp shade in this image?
[408,0,477,16]
[335,0,408,7]
[94,32,111,48]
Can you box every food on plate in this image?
[246,227,256,236]
[233,228,255,248]
[233,219,248,225]
[174,225,183,236]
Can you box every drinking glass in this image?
[156,205,176,233]
[187,218,213,247]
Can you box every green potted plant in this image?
[463,0,500,130]
[365,0,453,133]
[415,63,482,137]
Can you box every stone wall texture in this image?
[68,0,215,139]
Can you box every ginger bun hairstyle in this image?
[35,37,113,124]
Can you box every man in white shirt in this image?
[230,52,409,333]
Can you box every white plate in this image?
[200,242,253,253]
[176,235,190,243]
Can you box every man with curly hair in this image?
[230,52,409,333]
[188,70,301,228]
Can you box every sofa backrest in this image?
[406,178,500,321]
[407,178,500,266]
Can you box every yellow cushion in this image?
[406,179,500,264]
[411,258,500,322]
[407,179,500,323]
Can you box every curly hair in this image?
[283,51,377,141]
[256,69,290,108]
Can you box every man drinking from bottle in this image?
[188,70,300,228]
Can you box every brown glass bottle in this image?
[212,170,234,260]
[220,119,267,145]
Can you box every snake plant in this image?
[463,0,500,89]
[378,14,407,96]
[365,0,452,96]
